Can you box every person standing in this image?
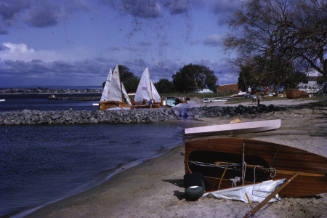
[257,94,261,106]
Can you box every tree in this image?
[288,0,327,79]
[172,64,218,92]
[118,65,140,92]
[238,64,257,92]
[237,55,307,92]
[224,0,327,87]
[155,79,175,93]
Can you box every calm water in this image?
[0,96,97,111]
[0,97,187,216]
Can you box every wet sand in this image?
[27,99,327,218]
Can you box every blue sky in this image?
[0,0,242,87]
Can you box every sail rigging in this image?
[135,67,161,103]
[99,64,132,109]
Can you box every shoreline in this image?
[24,103,327,218]
[9,141,185,218]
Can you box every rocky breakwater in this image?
[0,108,177,125]
[173,104,285,119]
[0,104,286,125]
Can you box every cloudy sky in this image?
[0,0,242,87]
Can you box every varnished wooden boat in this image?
[99,65,132,110]
[99,100,130,110]
[132,102,161,109]
[185,137,327,197]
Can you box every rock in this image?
[0,104,295,126]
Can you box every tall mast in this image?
[117,65,123,103]
[149,68,153,100]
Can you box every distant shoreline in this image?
[0,87,102,95]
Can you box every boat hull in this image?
[133,103,161,109]
[184,137,327,197]
[99,101,130,110]
[184,119,281,136]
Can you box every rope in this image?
[188,161,240,169]
[253,166,257,184]
[188,160,277,184]
[242,142,246,185]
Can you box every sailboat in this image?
[99,65,132,110]
[134,67,161,108]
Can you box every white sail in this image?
[135,67,161,103]
[203,179,284,203]
[100,68,113,102]
[105,64,123,102]
[122,83,132,106]
[150,80,161,103]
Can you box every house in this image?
[217,84,238,95]
[195,88,214,93]
[298,70,322,94]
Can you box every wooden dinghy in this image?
[184,137,327,197]
[134,67,162,109]
[184,119,281,136]
[99,65,132,110]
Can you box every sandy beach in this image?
[26,98,327,218]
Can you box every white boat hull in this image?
[184,119,281,136]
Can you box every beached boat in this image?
[134,67,161,108]
[203,97,230,103]
[99,65,132,110]
[231,91,247,98]
[164,96,186,107]
[184,137,327,197]
[184,119,281,136]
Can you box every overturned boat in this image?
[184,119,281,136]
[184,137,327,198]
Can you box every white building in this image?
[298,70,322,94]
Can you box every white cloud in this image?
[203,34,222,46]
[3,42,35,53]
[0,42,96,62]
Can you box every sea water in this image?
[0,95,96,111]
[0,123,185,216]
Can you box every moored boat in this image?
[48,94,56,100]
[134,67,161,108]
[99,65,132,110]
